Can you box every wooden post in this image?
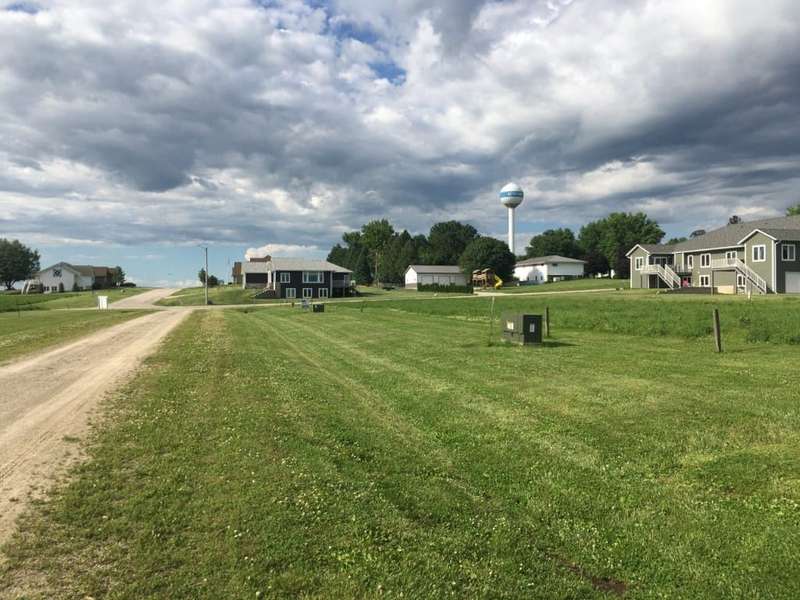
[544,306,550,338]
[713,308,722,353]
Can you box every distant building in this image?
[514,255,586,284]
[35,263,114,292]
[240,255,353,298]
[404,265,468,289]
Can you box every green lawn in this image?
[0,309,147,364]
[492,278,629,293]
[157,285,462,307]
[0,288,148,312]
[341,291,800,345]
[3,302,798,598]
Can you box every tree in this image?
[787,204,800,216]
[426,221,479,265]
[360,219,395,283]
[525,228,581,259]
[207,274,220,287]
[459,237,515,281]
[600,212,664,278]
[111,266,125,287]
[577,221,610,276]
[353,247,373,285]
[198,268,207,285]
[0,238,40,290]
[666,236,688,245]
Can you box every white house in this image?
[513,255,586,284]
[404,265,467,289]
[35,262,112,293]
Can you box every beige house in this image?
[627,215,800,294]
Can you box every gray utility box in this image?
[501,313,543,345]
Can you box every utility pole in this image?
[203,246,209,305]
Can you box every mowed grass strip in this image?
[340,291,800,345]
[0,288,148,312]
[0,309,147,363]
[492,278,629,293]
[2,307,799,598]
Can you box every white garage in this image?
[785,272,800,293]
[404,265,467,289]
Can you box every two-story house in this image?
[627,215,800,294]
[240,256,353,299]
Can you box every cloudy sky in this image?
[2,0,799,285]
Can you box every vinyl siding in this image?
[743,232,775,292]
[776,241,800,293]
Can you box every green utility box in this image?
[312,303,325,313]
[501,313,543,345]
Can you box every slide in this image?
[494,275,503,289]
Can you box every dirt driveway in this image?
[0,307,189,544]
[112,287,179,308]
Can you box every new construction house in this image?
[240,256,353,299]
[627,215,800,294]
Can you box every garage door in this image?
[786,272,800,293]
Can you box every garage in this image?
[786,272,800,293]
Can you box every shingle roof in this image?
[405,265,463,274]
[630,215,800,254]
[242,257,352,274]
[515,255,587,267]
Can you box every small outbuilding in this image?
[513,255,586,284]
[404,265,467,289]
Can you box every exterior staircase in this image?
[253,283,280,300]
[711,258,768,294]
[641,263,681,289]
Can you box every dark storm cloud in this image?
[1,0,800,253]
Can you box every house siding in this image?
[743,232,775,292]
[629,247,650,289]
[276,270,332,299]
[776,241,800,293]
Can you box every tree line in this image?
[326,212,671,283]
[326,220,517,283]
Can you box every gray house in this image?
[241,256,352,298]
[627,215,800,294]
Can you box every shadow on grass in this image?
[466,339,577,349]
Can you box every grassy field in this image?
[0,288,148,312]
[341,290,800,346]
[3,301,798,598]
[157,285,462,306]
[0,309,147,364]
[494,278,629,293]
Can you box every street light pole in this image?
[203,246,209,305]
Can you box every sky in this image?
[2,0,799,286]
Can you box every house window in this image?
[737,274,746,288]
[782,244,796,261]
[634,257,644,270]
[700,253,711,268]
[279,272,290,284]
[699,275,711,287]
[752,245,766,262]
[285,288,296,299]
[686,255,694,269]
[302,287,313,298]
[319,288,329,298]
[725,251,738,261]
[302,271,323,284]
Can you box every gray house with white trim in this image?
[627,215,800,294]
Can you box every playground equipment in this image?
[472,269,504,289]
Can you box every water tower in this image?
[500,182,524,254]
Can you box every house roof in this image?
[241,257,352,274]
[37,262,111,277]
[627,215,800,255]
[515,255,587,267]
[405,265,463,274]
